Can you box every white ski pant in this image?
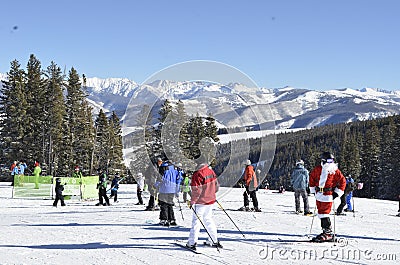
[187,204,218,245]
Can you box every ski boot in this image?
[186,242,197,251]
[205,240,223,248]
[311,232,334,242]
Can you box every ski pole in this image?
[191,205,220,253]
[106,177,125,193]
[352,193,355,218]
[333,199,337,246]
[308,205,317,237]
[177,196,184,221]
[216,200,246,238]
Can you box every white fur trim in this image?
[310,187,316,194]
[318,213,331,219]
[334,187,344,198]
[315,193,333,202]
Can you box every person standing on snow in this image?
[96,171,110,206]
[109,173,120,203]
[309,151,346,242]
[240,160,261,212]
[136,172,145,205]
[155,161,179,226]
[181,172,191,203]
[186,157,222,250]
[53,178,66,207]
[33,161,41,189]
[175,163,185,201]
[291,159,312,215]
[336,175,356,215]
[145,164,159,211]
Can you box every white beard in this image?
[319,162,338,187]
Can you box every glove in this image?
[187,201,192,209]
[333,192,338,199]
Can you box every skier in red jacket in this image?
[186,157,222,250]
[309,151,346,242]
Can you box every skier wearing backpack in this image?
[240,160,261,212]
[291,159,312,215]
[309,152,346,242]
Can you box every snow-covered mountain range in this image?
[84,77,400,130]
[1,73,400,129]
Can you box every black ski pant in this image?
[336,193,347,214]
[321,217,332,234]
[183,190,191,202]
[243,187,258,209]
[147,195,155,209]
[109,190,118,202]
[294,189,310,212]
[53,192,65,206]
[159,194,175,221]
[99,188,110,205]
[137,189,143,204]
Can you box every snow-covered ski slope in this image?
[0,183,398,264]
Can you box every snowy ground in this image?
[0,182,399,265]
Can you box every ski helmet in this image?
[321,152,334,163]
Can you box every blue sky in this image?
[1,0,399,91]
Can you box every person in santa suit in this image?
[309,151,346,242]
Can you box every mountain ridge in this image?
[1,73,400,129]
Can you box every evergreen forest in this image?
[0,55,125,178]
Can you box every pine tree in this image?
[65,67,94,175]
[357,121,380,198]
[24,54,46,166]
[204,113,220,142]
[0,60,27,162]
[107,111,125,175]
[94,109,110,172]
[379,117,397,199]
[44,62,66,176]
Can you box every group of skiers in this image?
[10,160,41,187]
[47,150,398,247]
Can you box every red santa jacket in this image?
[309,163,346,202]
[191,164,219,205]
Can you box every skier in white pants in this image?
[186,159,222,250]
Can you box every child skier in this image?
[53,178,66,207]
[109,174,120,203]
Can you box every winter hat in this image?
[245,159,252,166]
[296,160,304,166]
[321,152,334,164]
[75,166,80,171]
[138,172,143,177]
[56,178,61,183]
[34,162,39,167]
[176,163,182,168]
